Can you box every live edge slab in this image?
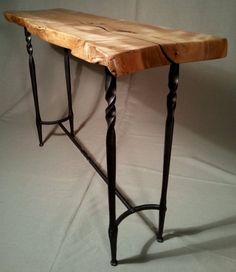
[4,8,227,76]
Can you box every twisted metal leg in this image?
[64,48,74,137]
[24,28,43,146]
[157,63,179,242]
[105,68,118,266]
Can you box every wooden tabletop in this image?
[4,9,227,77]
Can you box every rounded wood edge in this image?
[107,45,170,77]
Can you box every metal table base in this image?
[24,27,179,266]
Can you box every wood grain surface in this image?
[4,9,227,76]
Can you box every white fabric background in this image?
[0,1,236,271]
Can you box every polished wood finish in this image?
[4,8,227,76]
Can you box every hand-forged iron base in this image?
[23,28,179,266]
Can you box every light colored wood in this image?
[4,8,227,76]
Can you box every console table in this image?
[4,9,227,266]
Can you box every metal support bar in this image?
[24,27,43,146]
[116,204,160,226]
[41,116,70,125]
[157,63,179,243]
[58,122,133,210]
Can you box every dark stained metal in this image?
[157,63,179,243]
[24,27,43,146]
[41,116,70,125]
[116,204,160,226]
[64,48,74,137]
[105,67,118,266]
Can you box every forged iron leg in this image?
[64,48,74,136]
[157,63,179,242]
[24,28,43,146]
[105,68,118,266]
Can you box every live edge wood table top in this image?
[4,8,227,76]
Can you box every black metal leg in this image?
[64,48,74,137]
[105,68,118,266]
[24,28,43,146]
[157,63,179,242]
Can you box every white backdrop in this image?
[1,1,236,272]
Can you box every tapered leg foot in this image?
[157,206,167,242]
[157,236,164,243]
[110,260,118,266]
[36,121,43,146]
[109,226,118,266]
[69,116,74,137]
[157,208,166,242]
